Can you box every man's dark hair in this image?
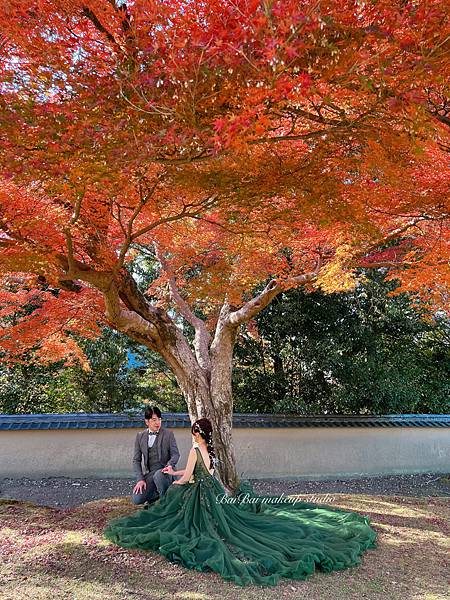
[144,406,162,420]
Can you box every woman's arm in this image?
[162,465,185,476]
[173,448,197,485]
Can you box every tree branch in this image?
[248,129,330,144]
[227,268,320,328]
[351,217,435,265]
[154,242,211,371]
[284,106,344,126]
[102,281,160,350]
[130,194,218,241]
[81,6,123,54]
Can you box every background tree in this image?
[0,0,448,488]
[233,270,450,414]
[0,327,184,414]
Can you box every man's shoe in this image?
[147,494,160,506]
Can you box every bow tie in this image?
[149,431,159,436]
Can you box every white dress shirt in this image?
[148,430,159,448]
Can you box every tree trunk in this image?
[154,303,240,491]
[173,366,239,493]
[162,340,239,490]
[209,305,239,491]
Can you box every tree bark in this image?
[209,303,239,490]
[171,357,239,492]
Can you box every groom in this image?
[132,406,180,505]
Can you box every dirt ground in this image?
[1,472,449,508]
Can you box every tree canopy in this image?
[0,0,448,367]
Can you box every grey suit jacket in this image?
[133,426,180,482]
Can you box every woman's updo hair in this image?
[191,418,216,468]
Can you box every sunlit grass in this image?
[0,493,448,600]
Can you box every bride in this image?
[104,418,377,587]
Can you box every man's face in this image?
[145,415,162,432]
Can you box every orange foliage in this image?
[0,0,448,363]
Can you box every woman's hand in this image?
[169,447,197,486]
[162,465,175,475]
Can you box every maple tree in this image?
[0,0,448,488]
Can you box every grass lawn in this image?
[0,493,448,600]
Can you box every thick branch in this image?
[284,106,344,126]
[102,281,160,349]
[435,113,450,127]
[249,129,330,145]
[227,269,320,327]
[154,243,211,371]
[55,253,111,290]
[155,152,214,165]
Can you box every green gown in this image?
[104,447,377,587]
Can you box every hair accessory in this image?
[195,425,210,439]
